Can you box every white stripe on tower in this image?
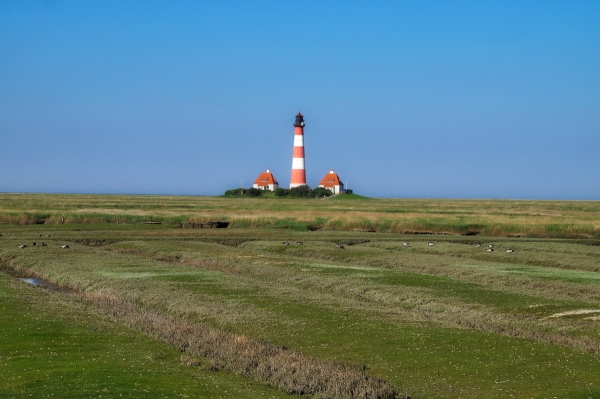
[290,112,307,188]
[294,135,304,147]
[292,158,305,169]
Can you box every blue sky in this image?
[1,1,598,199]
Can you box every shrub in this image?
[289,185,311,198]
[311,187,333,198]
[274,188,290,197]
[223,188,263,197]
[224,188,245,196]
[246,188,263,197]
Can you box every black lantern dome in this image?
[294,112,305,127]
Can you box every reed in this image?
[0,274,291,398]
[1,193,598,238]
[82,291,401,399]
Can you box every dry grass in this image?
[172,248,600,355]
[81,290,401,399]
[3,208,600,397]
[1,194,599,238]
[0,253,401,399]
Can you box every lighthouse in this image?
[290,112,307,188]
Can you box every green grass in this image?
[329,193,371,200]
[1,193,599,238]
[1,195,600,398]
[0,274,288,399]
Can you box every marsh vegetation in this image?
[1,193,598,238]
[1,194,600,398]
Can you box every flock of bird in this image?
[4,232,514,253]
[0,233,71,250]
[403,241,515,252]
[474,243,515,253]
[17,243,70,249]
[281,240,515,252]
[402,241,515,252]
[400,241,515,253]
[282,241,346,249]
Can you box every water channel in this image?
[18,277,73,292]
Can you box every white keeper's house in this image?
[253,169,279,191]
[319,170,345,194]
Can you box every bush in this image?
[311,187,333,198]
[223,188,263,197]
[225,186,331,199]
[275,188,290,197]
[290,185,312,198]
[224,188,245,196]
[246,188,263,197]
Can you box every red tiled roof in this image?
[253,171,278,186]
[319,171,342,187]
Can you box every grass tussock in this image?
[82,291,402,399]
[0,212,52,225]
[1,194,599,238]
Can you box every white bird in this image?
[282,241,289,245]
[296,241,303,245]
[61,245,70,249]
[336,243,345,249]
[506,249,514,253]
[488,244,494,248]
[486,248,494,252]
[403,242,409,247]
[475,243,481,248]
[18,244,27,249]
[428,242,435,246]
[45,234,50,237]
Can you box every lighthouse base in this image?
[289,183,307,189]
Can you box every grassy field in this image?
[0,274,288,399]
[1,193,599,238]
[1,194,600,398]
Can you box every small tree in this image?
[224,188,244,196]
[290,185,311,198]
[311,187,333,198]
[246,187,263,197]
[275,188,290,197]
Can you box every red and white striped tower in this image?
[290,112,306,188]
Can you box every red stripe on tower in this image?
[290,112,306,188]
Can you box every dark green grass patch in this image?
[0,274,288,399]
[170,277,600,399]
[329,193,371,200]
